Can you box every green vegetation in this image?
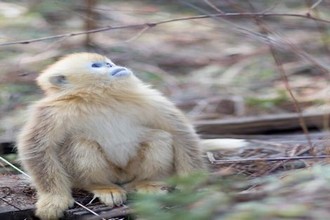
[246,90,289,109]
[133,165,330,219]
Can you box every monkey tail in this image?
[200,138,248,151]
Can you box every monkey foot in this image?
[127,181,169,194]
[91,186,127,208]
[36,193,74,220]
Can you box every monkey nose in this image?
[110,66,131,77]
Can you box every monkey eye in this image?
[91,63,103,68]
[105,62,113,67]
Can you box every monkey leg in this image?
[124,129,174,194]
[87,184,127,208]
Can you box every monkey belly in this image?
[60,138,133,187]
[60,134,174,188]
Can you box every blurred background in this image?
[0,0,329,141]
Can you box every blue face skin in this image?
[91,61,132,78]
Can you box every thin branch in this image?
[0,12,329,47]
[260,1,283,14]
[125,26,151,42]
[210,155,330,164]
[0,157,30,178]
[204,0,225,14]
[260,146,312,175]
[245,2,314,151]
[74,201,106,220]
[305,0,330,61]
[272,38,315,150]
[311,0,323,10]
[0,197,22,211]
[180,1,329,73]
[0,24,144,46]
[86,206,131,220]
[0,186,22,211]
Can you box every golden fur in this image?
[17,53,205,219]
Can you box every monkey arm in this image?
[17,105,74,219]
[17,105,72,196]
[169,114,206,174]
[151,103,206,175]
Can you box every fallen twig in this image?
[211,155,330,165]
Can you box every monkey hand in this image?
[91,186,127,208]
[35,193,74,220]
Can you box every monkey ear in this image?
[49,75,67,86]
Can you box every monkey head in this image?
[37,53,135,95]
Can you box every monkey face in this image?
[36,53,135,94]
[90,59,132,79]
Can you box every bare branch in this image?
[245,2,314,152]
[125,26,151,42]
[0,24,144,46]
[178,1,330,72]
[210,155,330,165]
[204,0,225,14]
[311,0,323,10]
[0,12,329,47]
